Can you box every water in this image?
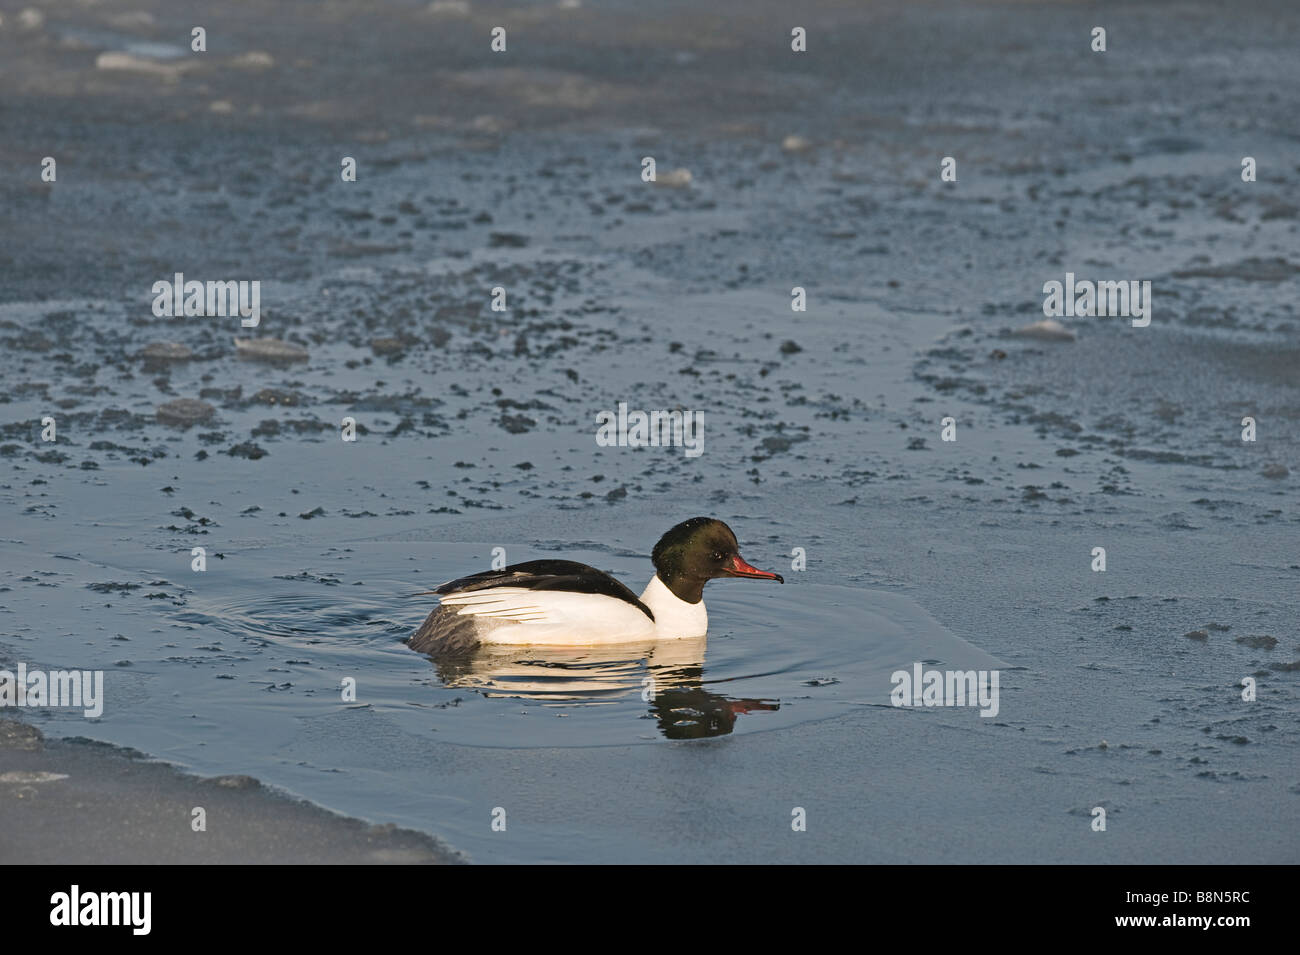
[3,534,1009,862]
[3,0,1298,863]
[3,539,1002,754]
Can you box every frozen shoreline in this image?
[0,720,462,864]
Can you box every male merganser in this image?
[407,517,783,654]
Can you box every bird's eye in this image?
[712,551,724,561]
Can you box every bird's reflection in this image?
[422,636,778,739]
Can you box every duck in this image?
[407,517,783,654]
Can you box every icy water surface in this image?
[2,539,1002,753]
[3,0,1298,863]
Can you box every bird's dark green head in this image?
[651,517,783,604]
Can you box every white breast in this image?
[638,575,708,638]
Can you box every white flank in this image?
[437,573,713,645]
[440,588,657,644]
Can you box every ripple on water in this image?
[164,544,1005,747]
